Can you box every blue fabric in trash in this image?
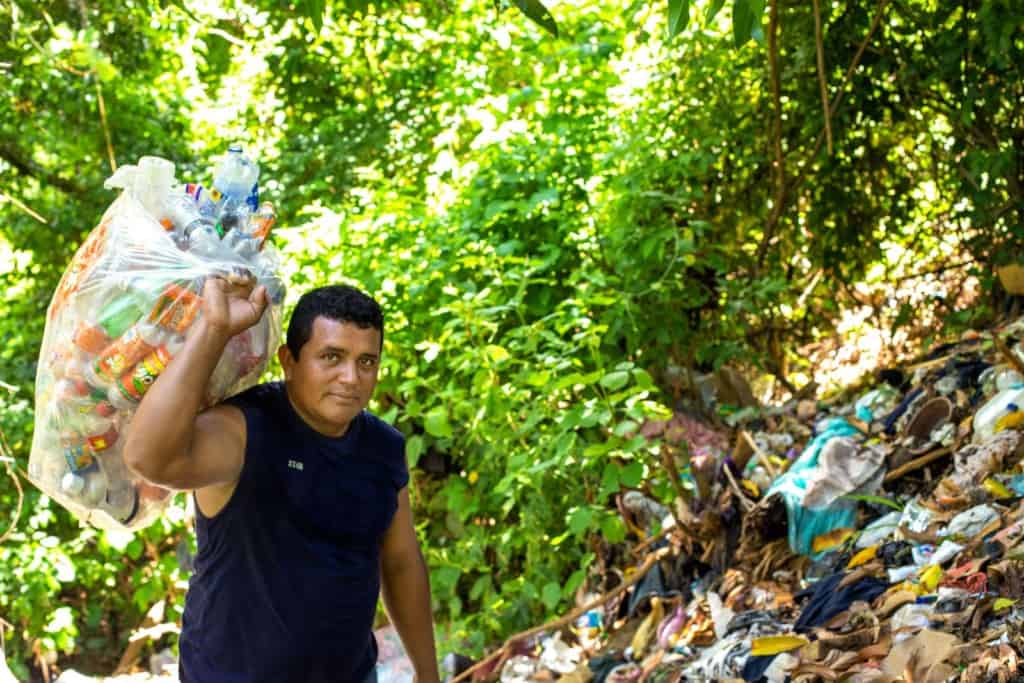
[765,417,860,557]
[882,387,923,435]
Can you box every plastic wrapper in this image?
[29,151,285,531]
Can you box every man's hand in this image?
[124,269,257,491]
[200,268,269,339]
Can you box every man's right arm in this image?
[123,275,267,491]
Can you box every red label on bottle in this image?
[93,326,155,382]
[115,346,172,402]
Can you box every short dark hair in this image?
[286,285,384,359]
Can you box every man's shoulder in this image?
[361,410,405,448]
[218,381,284,420]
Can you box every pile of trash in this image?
[447,321,1024,683]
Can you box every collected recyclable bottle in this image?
[54,378,118,423]
[217,197,251,236]
[59,430,110,508]
[186,222,225,259]
[223,229,260,260]
[210,144,260,215]
[61,467,107,508]
[247,201,276,248]
[164,194,218,248]
[107,334,186,410]
[93,292,150,341]
[101,479,140,524]
[85,322,168,388]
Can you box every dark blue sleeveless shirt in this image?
[179,382,409,682]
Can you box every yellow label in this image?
[847,545,878,569]
[918,564,943,593]
[983,478,1014,499]
[751,634,809,656]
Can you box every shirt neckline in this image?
[277,381,364,455]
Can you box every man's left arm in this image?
[381,487,440,683]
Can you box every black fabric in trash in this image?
[793,572,888,631]
[742,572,889,682]
[589,652,626,683]
[626,561,669,617]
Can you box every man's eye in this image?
[360,358,377,368]
[324,353,339,362]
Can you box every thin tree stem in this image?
[812,0,833,154]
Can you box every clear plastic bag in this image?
[28,153,284,531]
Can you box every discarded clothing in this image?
[766,418,861,556]
[743,572,888,681]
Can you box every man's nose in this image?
[336,360,357,383]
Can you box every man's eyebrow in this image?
[318,346,347,354]
[319,346,379,359]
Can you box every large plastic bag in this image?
[28,152,285,531]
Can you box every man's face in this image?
[278,316,381,437]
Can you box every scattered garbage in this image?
[444,322,1024,683]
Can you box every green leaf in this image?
[541,581,561,610]
[705,0,727,24]
[620,461,645,487]
[583,441,616,458]
[568,506,594,535]
[470,575,491,600]
[526,370,551,387]
[600,515,627,543]
[434,566,462,592]
[301,0,327,33]
[733,0,756,47]
[126,539,143,561]
[512,0,559,37]
[632,369,655,390]
[600,463,620,496]
[167,0,201,22]
[406,435,425,468]
[485,345,510,363]
[565,568,586,596]
[424,408,453,439]
[668,0,690,39]
[599,370,630,391]
[841,494,904,511]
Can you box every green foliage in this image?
[0,0,1021,672]
[667,0,691,39]
[510,0,558,37]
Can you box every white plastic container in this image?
[972,385,1024,443]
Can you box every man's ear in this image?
[278,344,295,380]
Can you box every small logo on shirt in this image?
[287,460,304,471]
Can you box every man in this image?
[124,273,439,683]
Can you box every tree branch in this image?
[0,143,87,196]
[94,77,117,173]
[0,187,49,224]
[786,0,890,201]
[756,0,785,270]
[812,0,833,155]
